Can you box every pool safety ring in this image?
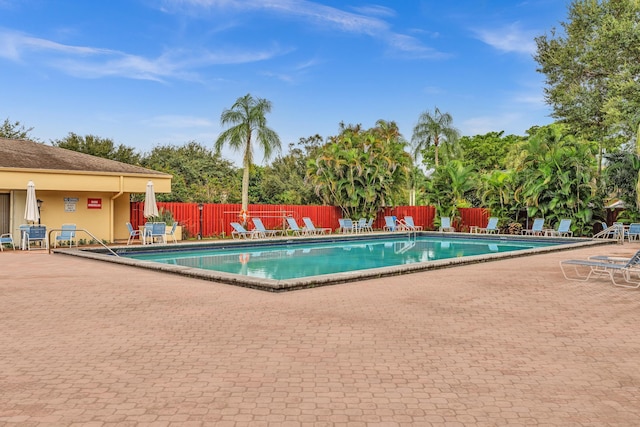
[239,209,249,223]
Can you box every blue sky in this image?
[0,0,569,166]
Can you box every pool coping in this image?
[53,232,615,292]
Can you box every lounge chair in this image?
[364,218,374,232]
[402,216,423,231]
[560,249,640,288]
[383,216,398,232]
[477,217,499,234]
[439,217,455,232]
[338,218,355,233]
[302,217,331,235]
[546,219,573,237]
[54,223,77,248]
[126,222,141,245]
[522,218,545,235]
[0,233,15,251]
[252,217,281,237]
[627,223,640,242]
[230,222,260,239]
[166,222,179,243]
[285,217,307,236]
[354,218,368,233]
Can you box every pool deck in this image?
[1,242,640,425]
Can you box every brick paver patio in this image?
[1,243,639,426]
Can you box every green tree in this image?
[508,124,600,235]
[215,94,281,221]
[411,107,460,168]
[424,160,477,223]
[0,118,35,140]
[141,142,239,203]
[52,133,141,164]
[535,0,640,172]
[458,131,524,172]
[307,121,411,219]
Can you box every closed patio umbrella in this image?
[24,181,39,224]
[144,180,159,218]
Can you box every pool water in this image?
[124,236,561,280]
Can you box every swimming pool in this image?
[61,233,608,291]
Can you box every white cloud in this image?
[473,22,537,55]
[161,0,445,58]
[0,29,288,81]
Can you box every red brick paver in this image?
[1,244,639,426]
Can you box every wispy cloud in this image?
[0,29,287,81]
[473,22,537,55]
[162,0,444,59]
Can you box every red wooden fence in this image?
[130,202,488,238]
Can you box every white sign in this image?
[64,202,76,212]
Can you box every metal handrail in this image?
[47,228,120,256]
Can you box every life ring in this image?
[239,253,250,264]
[239,209,249,222]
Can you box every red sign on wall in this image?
[87,198,102,209]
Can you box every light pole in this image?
[37,199,43,225]
[198,203,204,240]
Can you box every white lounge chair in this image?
[402,216,423,231]
[252,217,281,237]
[560,249,640,288]
[546,219,573,237]
[338,218,355,233]
[230,222,261,239]
[383,216,398,232]
[302,217,331,235]
[0,233,15,251]
[285,217,307,236]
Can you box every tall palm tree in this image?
[215,94,281,222]
[411,107,459,167]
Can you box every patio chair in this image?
[54,223,77,248]
[252,217,280,238]
[439,217,455,232]
[383,216,398,232]
[364,218,374,232]
[230,222,261,239]
[477,217,499,234]
[546,219,573,237]
[144,222,166,244]
[627,223,640,242]
[302,217,331,235]
[521,218,545,235]
[354,218,368,233]
[338,218,355,233]
[26,225,48,250]
[0,233,15,251]
[560,248,640,288]
[166,222,179,243]
[402,216,423,231]
[126,222,141,245]
[285,217,307,236]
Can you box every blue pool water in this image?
[124,236,562,281]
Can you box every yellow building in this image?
[0,137,172,245]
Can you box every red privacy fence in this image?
[130,202,489,239]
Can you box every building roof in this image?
[0,137,170,176]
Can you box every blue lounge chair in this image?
[627,223,640,242]
[560,248,640,288]
[338,218,355,233]
[285,217,307,236]
[230,222,260,239]
[402,216,423,231]
[54,223,77,248]
[439,217,455,232]
[477,217,499,234]
[383,216,398,232]
[302,217,331,235]
[145,222,167,244]
[546,219,573,237]
[522,218,545,235]
[0,233,15,251]
[252,217,280,237]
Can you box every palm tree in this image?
[411,107,460,167]
[215,94,281,222]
